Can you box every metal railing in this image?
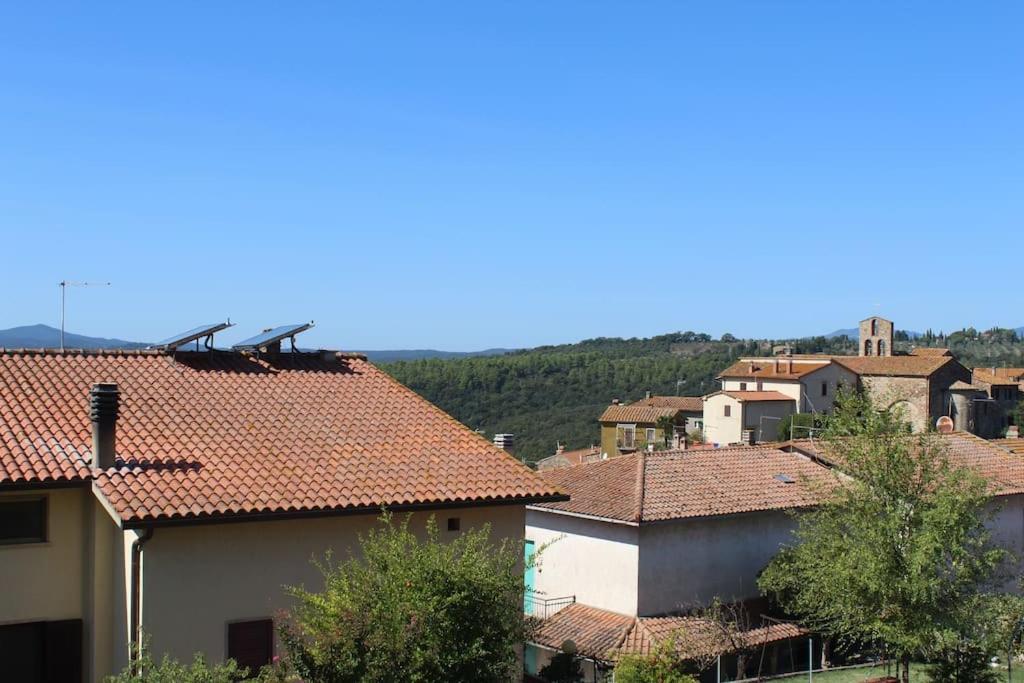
[524,593,576,619]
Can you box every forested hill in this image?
[381,327,1024,464]
[380,332,856,464]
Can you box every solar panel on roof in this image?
[150,322,234,350]
[231,322,314,351]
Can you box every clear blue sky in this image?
[1,3,1021,350]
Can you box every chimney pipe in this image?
[90,383,119,470]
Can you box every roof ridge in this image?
[634,450,647,523]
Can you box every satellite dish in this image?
[561,639,578,656]
[936,416,955,434]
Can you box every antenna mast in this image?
[59,280,111,351]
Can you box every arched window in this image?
[864,340,873,356]
[871,319,878,336]
[878,339,887,356]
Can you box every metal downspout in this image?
[130,527,155,672]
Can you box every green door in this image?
[524,539,536,614]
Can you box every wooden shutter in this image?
[227,619,274,674]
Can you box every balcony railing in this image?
[524,593,576,618]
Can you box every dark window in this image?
[447,517,461,531]
[0,619,82,683]
[739,382,747,391]
[0,498,47,545]
[756,381,763,391]
[821,381,828,397]
[227,619,273,675]
[864,340,873,356]
[724,405,731,417]
[878,340,887,356]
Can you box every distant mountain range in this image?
[0,324,514,362]
[0,324,146,349]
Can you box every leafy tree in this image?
[613,634,698,683]
[759,390,1007,683]
[277,512,529,683]
[539,648,584,682]
[655,415,676,447]
[720,333,737,343]
[106,640,257,683]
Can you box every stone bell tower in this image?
[859,316,894,356]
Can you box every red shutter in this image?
[227,619,273,674]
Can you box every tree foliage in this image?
[277,513,529,683]
[613,634,699,683]
[538,650,584,682]
[106,640,259,683]
[759,390,1007,683]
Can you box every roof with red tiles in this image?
[990,438,1024,456]
[973,368,1024,386]
[631,396,704,413]
[0,349,563,524]
[910,348,952,357]
[718,359,833,381]
[531,603,806,662]
[536,446,603,471]
[599,404,681,424]
[832,355,961,378]
[787,432,1024,497]
[531,446,835,523]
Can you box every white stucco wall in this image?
[138,505,525,667]
[0,487,88,625]
[636,510,797,615]
[795,363,857,414]
[702,393,744,446]
[743,401,796,442]
[722,378,801,402]
[526,509,639,616]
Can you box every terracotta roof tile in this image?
[532,447,835,523]
[990,438,1024,456]
[0,349,562,523]
[832,355,960,377]
[910,348,952,357]
[718,359,832,381]
[532,603,806,662]
[973,368,1024,386]
[631,396,703,413]
[789,432,1024,497]
[599,404,680,424]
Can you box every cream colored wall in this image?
[702,393,743,446]
[139,505,525,666]
[87,494,128,681]
[797,364,858,414]
[0,487,87,625]
[721,378,801,402]
[526,509,639,616]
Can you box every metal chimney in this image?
[90,383,119,470]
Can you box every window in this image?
[447,517,461,531]
[756,381,763,391]
[724,405,731,417]
[739,382,747,391]
[645,428,656,444]
[618,424,636,449]
[821,381,828,397]
[878,340,887,356]
[0,497,47,545]
[864,340,873,356]
[871,319,878,335]
[227,619,273,674]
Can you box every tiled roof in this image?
[910,348,952,357]
[718,359,831,381]
[948,381,983,391]
[788,432,1024,497]
[532,447,835,523]
[832,355,959,377]
[599,404,680,424]
[720,391,794,403]
[0,349,563,524]
[532,603,806,662]
[973,368,1024,386]
[991,439,1024,456]
[631,396,703,413]
[536,447,602,471]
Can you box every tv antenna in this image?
[59,280,111,351]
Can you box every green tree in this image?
[759,390,1007,683]
[539,647,584,682]
[277,513,529,683]
[106,639,257,683]
[655,415,676,448]
[613,634,698,683]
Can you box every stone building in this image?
[859,316,894,357]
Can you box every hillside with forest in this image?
[381,327,1024,464]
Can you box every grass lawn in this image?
[770,662,1023,683]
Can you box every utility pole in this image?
[59,280,111,351]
